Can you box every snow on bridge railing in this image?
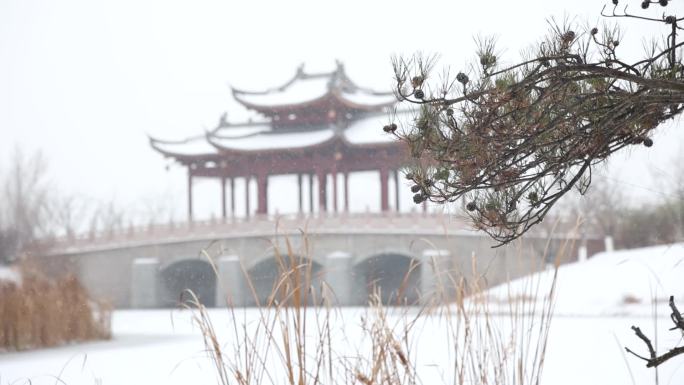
[33,211,473,254]
[32,211,594,256]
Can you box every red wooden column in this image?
[256,174,268,215]
[245,176,251,218]
[343,172,349,213]
[317,171,327,213]
[187,169,194,223]
[380,168,389,212]
[221,177,227,220]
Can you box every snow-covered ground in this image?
[2,244,684,385]
[487,243,684,317]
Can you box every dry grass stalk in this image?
[0,265,111,351]
[186,232,565,385]
[189,232,339,385]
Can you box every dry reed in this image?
[185,233,567,385]
[0,265,111,351]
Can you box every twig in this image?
[669,295,684,331]
[626,296,684,368]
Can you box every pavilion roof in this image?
[231,62,397,113]
[149,110,410,160]
[209,126,336,152]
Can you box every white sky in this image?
[2,0,683,222]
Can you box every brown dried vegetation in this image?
[189,235,561,385]
[0,267,111,351]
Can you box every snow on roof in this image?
[211,110,410,151]
[339,90,397,107]
[151,124,271,156]
[211,127,336,151]
[235,81,397,109]
[151,108,415,157]
[214,124,271,138]
[150,135,218,156]
[234,76,330,107]
[233,63,397,110]
[155,116,404,155]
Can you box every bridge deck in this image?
[36,212,584,256]
[37,213,466,254]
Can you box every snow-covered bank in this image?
[487,243,684,316]
[2,245,684,385]
[1,309,681,385]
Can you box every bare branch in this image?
[626,296,684,368]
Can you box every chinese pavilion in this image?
[150,62,411,221]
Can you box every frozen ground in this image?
[487,243,684,317]
[2,244,684,385]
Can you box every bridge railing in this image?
[34,211,473,253]
[32,210,597,256]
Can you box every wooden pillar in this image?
[256,174,268,215]
[221,177,227,220]
[297,174,303,215]
[245,176,251,218]
[380,168,389,212]
[344,172,349,212]
[318,171,327,213]
[308,173,314,213]
[230,178,236,219]
[393,169,400,212]
[187,169,194,223]
[332,171,338,213]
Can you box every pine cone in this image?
[456,73,469,84]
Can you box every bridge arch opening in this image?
[246,256,323,306]
[160,259,216,307]
[353,253,421,305]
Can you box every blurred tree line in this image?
[0,148,176,264]
[0,150,52,264]
[2,147,683,263]
[578,171,684,250]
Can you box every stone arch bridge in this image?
[35,213,602,308]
